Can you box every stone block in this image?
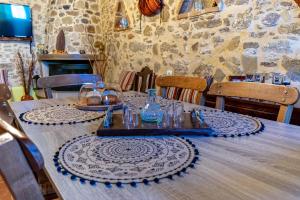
[241,48,258,73]
[262,13,280,27]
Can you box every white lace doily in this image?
[19,105,103,125]
[54,135,198,186]
[198,109,263,137]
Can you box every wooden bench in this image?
[208,82,300,124]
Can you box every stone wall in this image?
[45,0,103,53]
[1,0,299,86]
[99,0,300,83]
[0,0,47,86]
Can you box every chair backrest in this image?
[0,69,8,85]
[156,76,208,105]
[208,82,300,124]
[0,84,11,102]
[37,74,101,99]
[134,66,155,93]
[0,118,44,200]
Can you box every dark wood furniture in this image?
[37,74,101,99]
[0,118,44,200]
[208,82,299,124]
[134,66,156,93]
[205,95,300,126]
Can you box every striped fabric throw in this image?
[179,89,201,104]
[119,71,136,91]
[136,76,143,92]
[0,69,8,84]
[166,87,181,100]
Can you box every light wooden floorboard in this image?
[0,175,13,200]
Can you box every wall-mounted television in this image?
[0,3,33,40]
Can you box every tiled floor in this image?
[0,175,12,200]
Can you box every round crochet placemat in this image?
[200,109,263,137]
[53,135,199,187]
[19,105,104,125]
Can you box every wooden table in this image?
[10,95,300,200]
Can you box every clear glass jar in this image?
[79,82,121,106]
[78,82,103,106]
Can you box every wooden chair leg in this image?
[277,105,294,124]
[199,95,206,106]
[36,170,58,200]
[215,96,225,111]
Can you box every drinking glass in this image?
[174,102,184,122]
[124,108,139,128]
[272,73,283,85]
[157,108,170,128]
[173,104,183,128]
[282,74,291,85]
[245,74,255,82]
[166,101,175,120]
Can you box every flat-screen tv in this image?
[0,3,32,39]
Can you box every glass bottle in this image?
[140,89,163,123]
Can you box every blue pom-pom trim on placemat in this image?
[189,109,265,138]
[53,134,200,188]
[19,104,104,126]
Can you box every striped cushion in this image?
[165,87,181,100]
[119,71,136,91]
[136,76,143,92]
[0,69,8,84]
[179,89,201,104]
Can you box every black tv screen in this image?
[0,3,32,38]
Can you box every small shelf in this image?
[114,0,130,31]
[177,0,222,19]
[0,37,32,42]
[37,54,102,61]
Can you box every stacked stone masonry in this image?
[100,0,300,83]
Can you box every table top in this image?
[10,93,300,200]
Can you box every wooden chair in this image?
[156,76,208,105]
[0,83,11,102]
[134,66,156,93]
[37,74,101,99]
[0,118,44,200]
[208,82,300,124]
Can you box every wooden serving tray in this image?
[97,113,213,136]
[75,102,123,111]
